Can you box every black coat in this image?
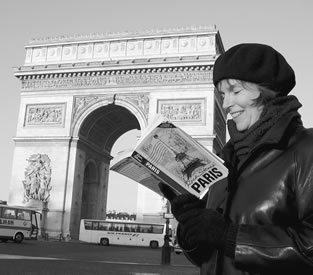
[182,118,313,275]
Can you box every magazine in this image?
[110,115,228,199]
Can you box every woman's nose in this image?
[222,93,232,111]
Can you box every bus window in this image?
[99,222,109,231]
[113,223,124,231]
[140,224,151,233]
[2,208,16,219]
[84,221,92,230]
[16,210,31,220]
[92,222,99,230]
[152,225,164,234]
[108,223,115,231]
[127,224,137,232]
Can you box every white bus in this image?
[79,219,171,249]
[0,204,39,243]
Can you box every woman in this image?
[159,43,313,274]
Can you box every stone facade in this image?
[9,26,226,238]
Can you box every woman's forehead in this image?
[218,79,260,93]
[217,79,242,91]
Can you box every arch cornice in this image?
[15,64,213,91]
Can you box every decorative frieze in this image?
[20,66,212,91]
[24,103,66,127]
[158,98,205,124]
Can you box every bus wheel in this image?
[14,233,24,243]
[150,241,158,249]
[100,238,109,246]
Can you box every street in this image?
[0,238,199,275]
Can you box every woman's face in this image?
[217,79,264,132]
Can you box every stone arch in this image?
[72,97,147,139]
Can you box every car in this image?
[173,243,183,254]
[171,238,183,255]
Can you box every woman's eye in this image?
[233,90,241,95]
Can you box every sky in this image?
[0,0,313,206]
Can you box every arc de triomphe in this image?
[8,26,226,238]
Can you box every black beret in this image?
[213,43,296,95]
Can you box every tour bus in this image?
[79,219,172,249]
[0,204,39,243]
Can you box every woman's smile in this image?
[218,79,263,132]
[230,110,244,119]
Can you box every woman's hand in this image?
[159,183,237,256]
[180,208,230,249]
[158,182,205,222]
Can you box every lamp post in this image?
[161,201,172,265]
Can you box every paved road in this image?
[0,239,200,275]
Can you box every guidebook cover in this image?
[110,116,228,199]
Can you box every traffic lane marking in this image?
[0,254,66,260]
[0,254,193,268]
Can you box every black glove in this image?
[179,208,237,255]
[158,182,205,222]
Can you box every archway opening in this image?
[70,104,142,237]
[107,129,166,223]
[106,129,141,215]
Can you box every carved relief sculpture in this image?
[25,104,65,126]
[158,99,205,123]
[122,94,149,120]
[22,154,52,203]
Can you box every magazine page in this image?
[110,153,188,196]
[134,121,228,198]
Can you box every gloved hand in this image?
[179,208,233,250]
[158,182,205,223]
